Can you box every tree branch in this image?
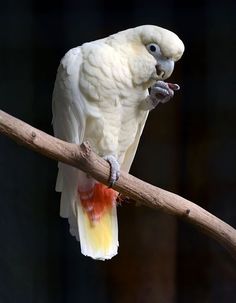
[0,109,236,259]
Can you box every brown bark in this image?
[0,109,236,259]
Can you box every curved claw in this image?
[167,83,180,91]
[103,155,120,188]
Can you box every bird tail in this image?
[56,164,119,260]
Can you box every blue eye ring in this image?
[146,43,161,56]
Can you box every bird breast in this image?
[80,42,148,161]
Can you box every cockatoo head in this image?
[108,25,184,87]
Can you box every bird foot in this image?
[143,80,180,110]
[103,155,120,187]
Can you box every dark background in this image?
[0,0,236,302]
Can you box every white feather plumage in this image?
[52,25,184,260]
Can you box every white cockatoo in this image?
[52,25,184,260]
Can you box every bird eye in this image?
[146,43,160,55]
[149,45,156,52]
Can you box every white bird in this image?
[52,25,184,260]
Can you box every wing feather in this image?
[52,47,87,238]
[121,111,149,172]
[52,47,86,144]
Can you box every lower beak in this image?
[155,65,165,79]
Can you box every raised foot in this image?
[143,80,180,110]
[103,155,120,187]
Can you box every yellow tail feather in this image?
[76,183,119,260]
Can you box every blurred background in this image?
[0,0,236,302]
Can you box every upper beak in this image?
[155,59,174,80]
